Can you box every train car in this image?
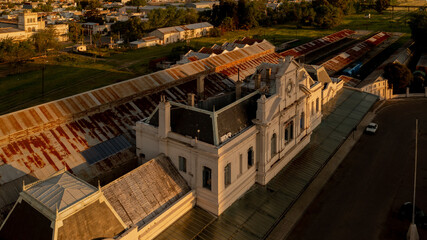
[343,62,363,76]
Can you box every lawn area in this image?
[0,9,413,115]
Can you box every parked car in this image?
[365,123,378,134]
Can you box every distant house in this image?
[73,44,87,52]
[185,1,219,9]
[129,36,161,49]
[50,23,69,42]
[148,22,213,45]
[82,22,112,35]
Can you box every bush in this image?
[209,28,222,37]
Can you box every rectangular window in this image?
[203,167,211,190]
[311,102,314,115]
[271,133,277,158]
[224,163,231,188]
[179,156,186,173]
[247,147,254,168]
[239,154,243,175]
[284,121,294,143]
[316,98,319,113]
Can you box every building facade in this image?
[136,56,326,216]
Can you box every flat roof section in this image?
[154,88,378,240]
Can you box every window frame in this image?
[178,156,186,173]
[271,133,277,158]
[202,167,212,190]
[247,147,254,168]
[224,163,231,188]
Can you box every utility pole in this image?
[407,119,419,240]
[41,64,45,97]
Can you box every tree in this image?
[314,4,343,28]
[374,0,389,13]
[384,62,413,93]
[0,38,34,72]
[220,17,236,31]
[408,11,427,51]
[92,32,101,47]
[111,17,146,42]
[32,28,59,54]
[68,22,84,43]
[126,0,146,6]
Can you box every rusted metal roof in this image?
[0,73,234,209]
[0,42,272,142]
[322,32,391,74]
[0,32,354,211]
[280,29,356,59]
[338,75,361,87]
[218,30,356,82]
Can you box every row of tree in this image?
[0,28,59,64]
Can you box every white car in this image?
[365,123,378,134]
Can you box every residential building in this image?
[185,1,219,10]
[148,22,213,45]
[130,36,161,48]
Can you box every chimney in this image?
[197,75,205,99]
[187,93,195,107]
[255,73,261,89]
[236,80,242,99]
[158,95,170,138]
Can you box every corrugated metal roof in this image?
[0,42,272,142]
[280,29,356,59]
[359,41,414,88]
[24,171,97,212]
[0,73,234,209]
[102,154,190,227]
[322,32,391,75]
[81,135,131,165]
[338,75,361,87]
[154,88,379,240]
[0,32,357,212]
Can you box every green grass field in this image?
[0,9,414,114]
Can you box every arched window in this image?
[271,133,277,157]
[300,112,305,130]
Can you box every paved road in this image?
[287,99,427,240]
